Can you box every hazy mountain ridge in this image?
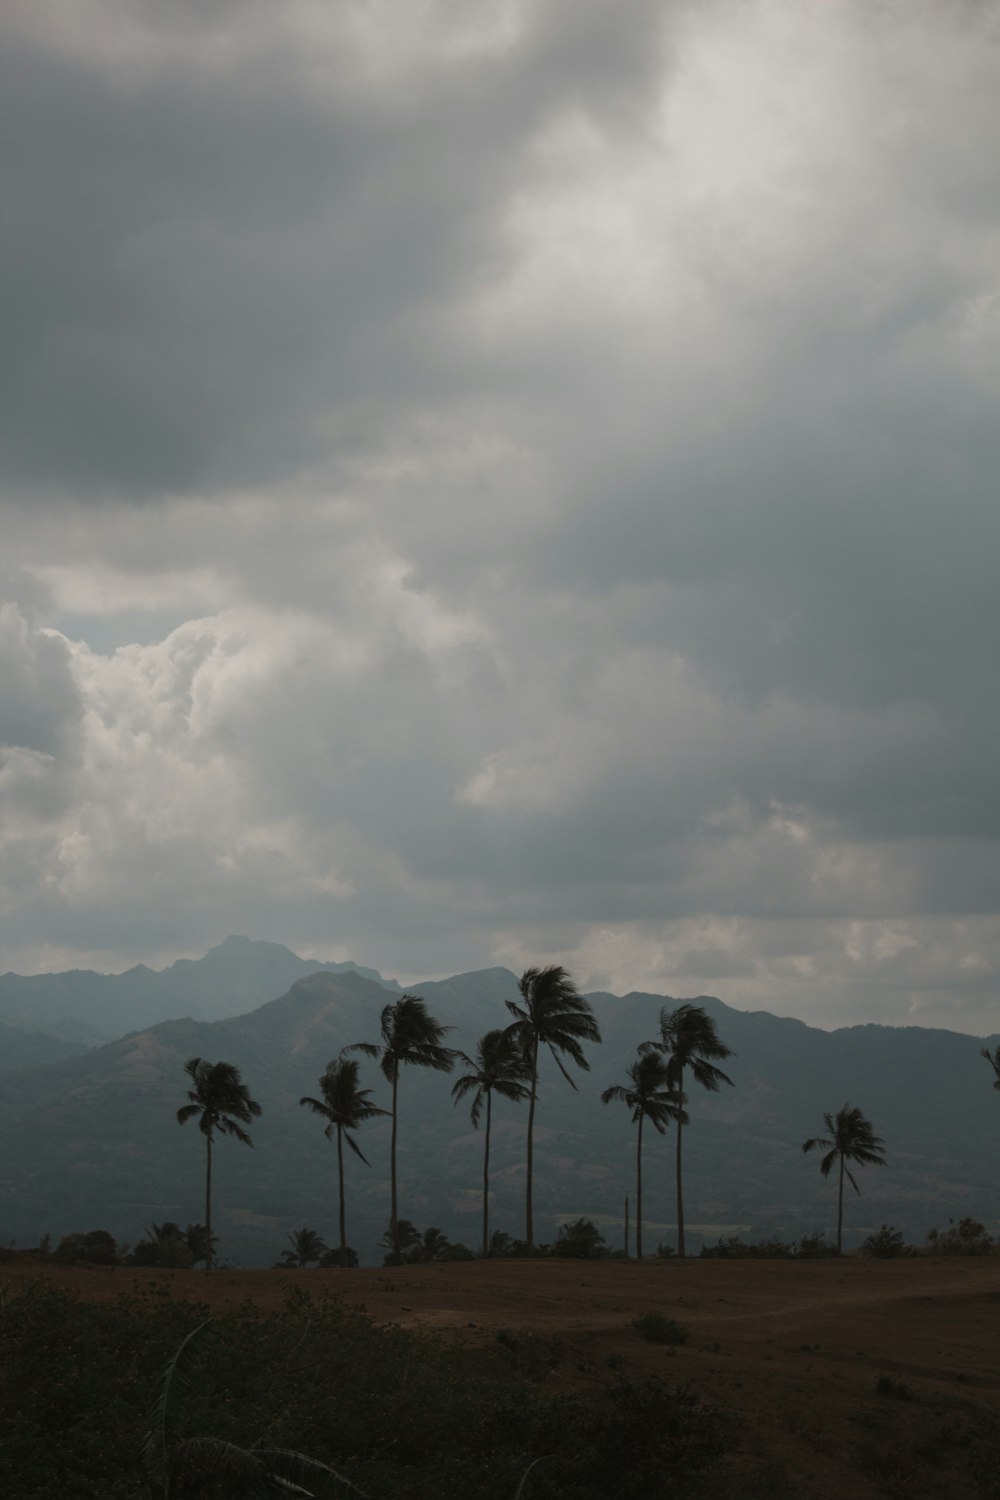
[0,955,995,1267]
[0,935,398,1045]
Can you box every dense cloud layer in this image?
[2,0,998,1031]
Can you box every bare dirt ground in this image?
[5,1255,999,1498]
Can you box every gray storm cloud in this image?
[0,0,997,1032]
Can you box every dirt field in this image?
[5,1254,999,1498]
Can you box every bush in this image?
[318,1245,359,1268]
[554,1218,609,1259]
[861,1225,915,1259]
[54,1229,118,1265]
[655,1241,676,1258]
[699,1233,837,1260]
[632,1311,689,1345]
[927,1218,996,1256]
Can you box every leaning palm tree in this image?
[642,1003,733,1257]
[982,1044,1000,1092]
[176,1058,261,1271]
[345,996,457,1257]
[802,1104,886,1254]
[504,966,601,1251]
[601,1050,686,1260]
[300,1057,389,1266]
[452,1029,531,1256]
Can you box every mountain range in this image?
[0,938,995,1266]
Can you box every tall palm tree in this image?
[802,1104,886,1254]
[601,1050,686,1260]
[504,966,601,1251]
[345,995,456,1257]
[176,1057,261,1271]
[982,1044,1000,1092]
[452,1029,532,1256]
[642,1003,733,1257]
[300,1057,389,1266]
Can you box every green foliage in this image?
[655,1241,676,1258]
[860,1225,915,1259]
[631,1311,689,1345]
[553,1218,609,1259]
[699,1234,837,1259]
[0,1283,729,1498]
[277,1228,329,1268]
[926,1217,996,1256]
[54,1228,119,1264]
[319,1246,359,1268]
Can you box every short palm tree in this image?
[278,1228,328,1268]
[452,1029,531,1256]
[642,1003,733,1257]
[176,1058,261,1271]
[602,1050,686,1260]
[802,1104,886,1254]
[504,966,601,1250]
[300,1057,389,1266]
[982,1044,1000,1092]
[345,996,457,1257]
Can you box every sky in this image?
[1,0,998,1034]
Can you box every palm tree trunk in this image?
[337,1124,347,1264]
[526,1034,539,1251]
[837,1153,844,1255]
[390,1069,400,1258]
[204,1128,213,1272]
[675,1065,685,1258]
[636,1111,644,1261]
[483,1089,492,1259]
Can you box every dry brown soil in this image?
[5,1255,999,1499]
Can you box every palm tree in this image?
[601,1050,686,1260]
[452,1029,532,1257]
[802,1104,887,1254]
[642,1003,733,1257]
[504,966,601,1250]
[345,996,457,1257]
[176,1058,261,1271]
[300,1057,389,1266]
[982,1044,1000,1092]
[278,1228,328,1268]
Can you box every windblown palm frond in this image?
[982,1045,1000,1092]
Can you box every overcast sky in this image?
[2,0,998,1034]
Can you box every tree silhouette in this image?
[982,1044,1000,1092]
[802,1104,886,1254]
[504,966,601,1250]
[300,1057,388,1266]
[176,1058,261,1271]
[602,1050,686,1259]
[346,996,456,1256]
[452,1029,531,1256]
[642,1004,733,1257]
[277,1228,328,1268]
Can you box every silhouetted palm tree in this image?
[642,1004,733,1257]
[346,996,456,1256]
[982,1044,1000,1092]
[452,1029,531,1256]
[602,1050,686,1259]
[504,966,601,1250]
[300,1057,389,1265]
[278,1227,328,1268]
[378,1217,421,1264]
[802,1104,886,1254]
[176,1058,261,1271]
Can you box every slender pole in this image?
[837,1153,844,1255]
[390,1067,400,1257]
[204,1126,214,1272]
[526,1032,539,1251]
[636,1111,644,1260]
[624,1195,630,1259]
[675,1064,685,1258]
[483,1089,492,1259]
[337,1124,347,1263]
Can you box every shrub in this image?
[554,1218,609,1259]
[319,1245,359,1268]
[861,1225,915,1259]
[655,1241,676,1258]
[632,1311,689,1345]
[927,1218,996,1256]
[54,1229,118,1264]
